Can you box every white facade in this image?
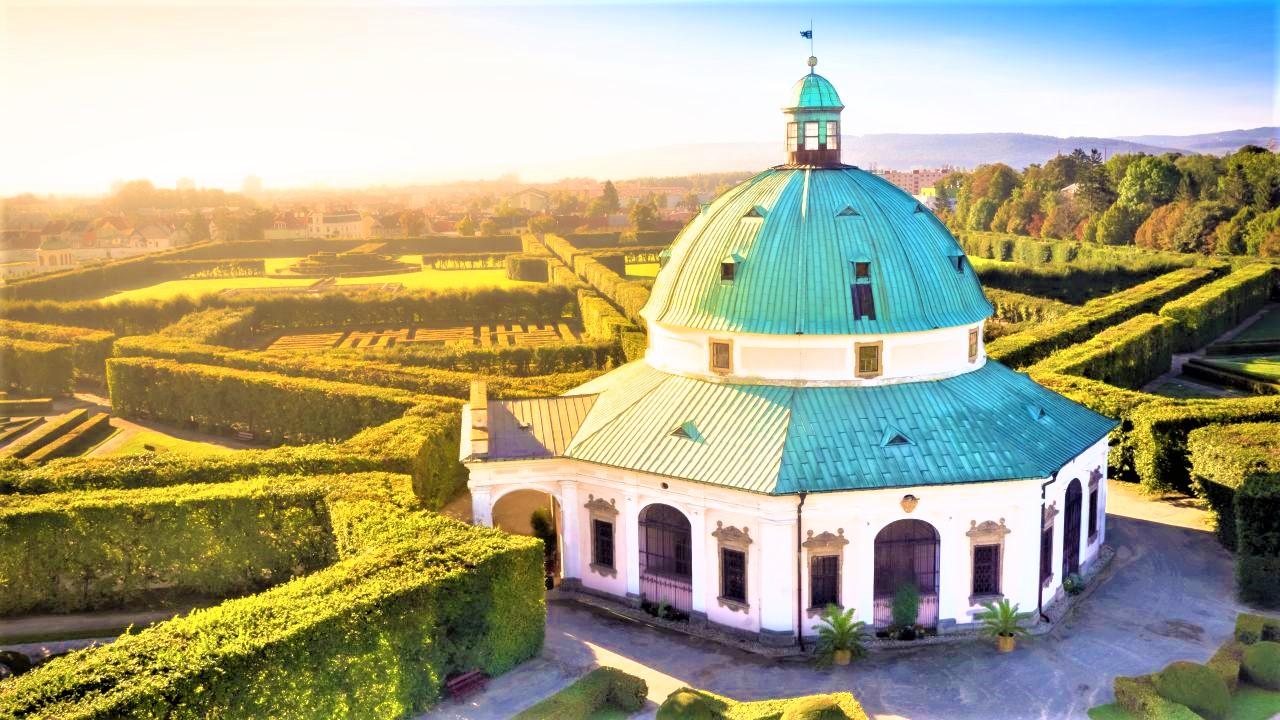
[467,435,1109,641]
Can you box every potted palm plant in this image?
[814,605,867,667]
[976,598,1032,653]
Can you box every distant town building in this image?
[874,167,955,196]
[308,211,363,239]
[508,189,551,213]
[265,213,307,240]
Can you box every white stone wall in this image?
[465,434,1110,643]
[644,320,985,386]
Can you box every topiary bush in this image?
[1114,675,1203,720]
[657,688,726,720]
[1235,612,1280,644]
[1207,640,1244,693]
[779,694,849,720]
[1242,641,1280,690]
[513,667,648,719]
[1154,661,1231,720]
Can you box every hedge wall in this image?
[985,266,1215,368]
[0,338,74,396]
[1158,263,1276,352]
[0,295,206,337]
[0,242,216,302]
[343,340,620,376]
[505,254,550,282]
[155,306,258,345]
[545,234,650,322]
[0,409,89,460]
[1132,395,1280,494]
[1032,371,1167,481]
[24,412,112,463]
[1032,313,1176,390]
[0,478,337,615]
[958,231,1200,271]
[0,477,545,719]
[107,357,424,444]
[0,319,115,384]
[983,288,1073,325]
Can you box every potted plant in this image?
[976,598,1032,653]
[814,605,867,667]
[891,583,920,640]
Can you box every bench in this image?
[235,431,255,442]
[445,669,487,700]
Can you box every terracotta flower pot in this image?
[996,634,1016,653]
[833,649,852,666]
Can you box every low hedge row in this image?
[0,477,337,615]
[546,234,650,322]
[24,411,112,463]
[0,338,74,397]
[0,474,545,719]
[657,687,869,720]
[1113,674,1201,720]
[341,339,620,376]
[1,409,89,460]
[505,254,551,282]
[107,357,427,444]
[155,306,259,345]
[1032,313,1176,390]
[1236,612,1280,644]
[0,319,116,383]
[0,295,206,337]
[959,231,1199,271]
[0,242,216,302]
[1158,264,1276,352]
[513,667,647,720]
[0,398,52,416]
[986,266,1215,368]
[114,335,600,400]
[983,288,1073,325]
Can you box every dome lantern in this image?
[783,56,844,167]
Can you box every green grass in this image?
[1088,684,1280,720]
[625,262,660,279]
[105,276,314,302]
[108,430,236,458]
[1200,355,1280,383]
[1150,376,1245,399]
[1232,307,1280,344]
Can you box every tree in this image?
[478,218,499,236]
[456,214,476,237]
[1170,201,1233,254]
[600,180,621,214]
[1075,150,1116,214]
[1095,202,1148,246]
[966,198,999,231]
[1134,201,1190,250]
[1212,206,1255,255]
[678,190,701,210]
[628,201,658,231]
[968,164,1020,205]
[1040,196,1084,240]
[1219,147,1280,212]
[1244,208,1280,256]
[528,213,558,234]
[1117,156,1181,207]
[1175,154,1222,201]
[399,209,425,238]
[185,210,210,243]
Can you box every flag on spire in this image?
[800,30,812,39]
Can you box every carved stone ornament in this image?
[802,528,849,551]
[1089,466,1103,489]
[583,494,618,519]
[712,521,752,550]
[900,494,919,513]
[966,519,1011,542]
[1044,500,1059,527]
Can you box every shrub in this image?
[1114,675,1202,720]
[1154,661,1231,720]
[986,266,1215,368]
[1,409,89,460]
[24,412,112,463]
[0,480,545,720]
[1207,640,1244,693]
[1235,612,1280,644]
[779,696,849,720]
[0,319,115,383]
[1159,264,1275,352]
[983,288,1073,324]
[107,356,426,444]
[1187,422,1278,550]
[657,689,729,720]
[891,583,920,631]
[1032,313,1175,390]
[513,667,648,719]
[1235,474,1280,607]
[0,338,74,396]
[1132,396,1280,493]
[1242,641,1280,690]
[0,477,337,615]
[505,254,550,282]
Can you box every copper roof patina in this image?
[787,72,844,110]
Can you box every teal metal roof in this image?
[787,72,843,110]
[642,168,994,334]
[486,359,1120,494]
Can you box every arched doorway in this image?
[1063,479,1083,579]
[639,503,692,615]
[492,489,562,586]
[873,519,940,628]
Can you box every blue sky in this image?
[1,1,1274,193]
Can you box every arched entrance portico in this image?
[638,503,692,614]
[873,519,940,628]
[492,488,563,585]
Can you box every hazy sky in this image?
[1,0,1275,195]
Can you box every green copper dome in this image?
[786,72,843,110]
[642,167,994,335]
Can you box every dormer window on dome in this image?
[783,57,844,168]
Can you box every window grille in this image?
[972,544,1000,595]
[592,519,614,570]
[810,555,839,608]
[720,548,746,603]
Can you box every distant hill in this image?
[561,129,1276,178]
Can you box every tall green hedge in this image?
[1032,371,1169,481]
[505,254,551,282]
[107,357,425,444]
[983,288,1073,324]
[986,266,1215,368]
[1236,474,1280,607]
[0,319,115,383]
[1032,313,1176,390]
[545,234,650,322]
[1158,263,1276,352]
[342,339,620,376]
[958,231,1201,271]
[1132,396,1280,494]
[0,242,216,302]
[0,478,337,615]
[0,476,545,719]
[0,338,74,396]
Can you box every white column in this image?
[470,485,493,527]
[559,481,581,580]
[758,513,797,642]
[688,505,707,617]
[624,492,641,599]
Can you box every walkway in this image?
[1142,302,1276,397]
[426,483,1276,720]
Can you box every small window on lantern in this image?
[787,123,799,152]
[709,339,732,373]
[721,261,735,282]
[968,327,979,362]
[804,121,820,151]
[826,121,839,150]
[854,261,871,280]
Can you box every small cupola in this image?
[783,56,844,168]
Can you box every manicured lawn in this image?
[626,262,660,279]
[1201,355,1280,382]
[108,430,235,458]
[331,267,531,290]
[105,276,314,302]
[1232,306,1280,343]
[1088,685,1280,720]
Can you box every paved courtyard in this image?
[426,482,1278,720]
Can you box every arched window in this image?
[1063,479,1083,577]
[873,519,940,627]
[639,503,692,614]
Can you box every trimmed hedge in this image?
[0,242,216,302]
[983,288,1073,325]
[1113,675,1203,720]
[0,476,545,719]
[1,409,89,460]
[0,319,115,383]
[546,234,650,322]
[1154,661,1231,720]
[0,477,337,615]
[1243,642,1280,690]
[986,266,1215,368]
[343,339,620,376]
[1159,264,1276,352]
[107,357,426,444]
[513,667,647,719]
[1208,640,1245,693]
[1132,397,1280,494]
[1235,612,1280,644]
[1235,474,1280,607]
[1032,313,1176,390]
[0,398,52,416]
[657,688,869,720]
[24,411,112,463]
[506,254,551,282]
[1032,371,1164,481]
[0,338,74,397]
